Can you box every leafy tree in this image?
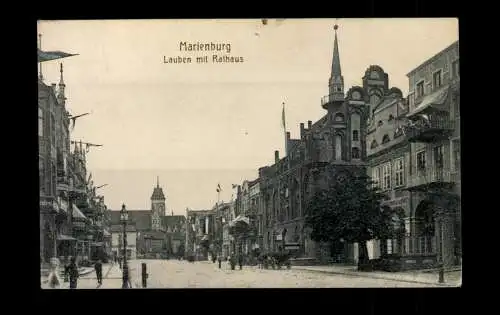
[304,168,396,270]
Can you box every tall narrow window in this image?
[352,130,359,141]
[372,167,380,188]
[417,81,424,98]
[452,60,460,78]
[452,139,460,171]
[335,135,342,160]
[394,158,404,187]
[433,145,444,168]
[38,108,44,136]
[382,162,391,190]
[433,70,442,90]
[416,151,426,171]
[39,158,45,193]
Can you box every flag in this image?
[281,102,286,130]
[38,49,78,62]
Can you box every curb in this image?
[293,267,459,287]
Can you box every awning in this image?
[91,242,103,247]
[103,229,111,237]
[57,234,77,241]
[408,86,449,117]
[229,215,250,227]
[72,205,86,220]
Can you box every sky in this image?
[37,18,459,214]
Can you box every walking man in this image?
[238,254,243,270]
[68,257,79,289]
[94,259,103,285]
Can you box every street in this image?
[108,259,436,288]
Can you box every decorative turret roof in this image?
[331,24,342,78]
[151,176,166,200]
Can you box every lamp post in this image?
[120,204,130,288]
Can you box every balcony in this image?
[321,93,344,109]
[406,167,456,192]
[405,115,455,143]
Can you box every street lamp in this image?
[120,204,130,288]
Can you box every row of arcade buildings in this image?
[39,51,112,267]
[189,27,461,269]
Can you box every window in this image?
[38,108,44,136]
[378,120,383,127]
[452,139,460,171]
[370,94,380,106]
[372,167,380,188]
[433,70,442,90]
[416,151,426,171]
[50,114,56,144]
[352,130,359,141]
[382,163,391,190]
[334,113,344,122]
[388,115,394,122]
[394,158,404,187]
[408,93,415,108]
[335,135,342,160]
[382,134,390,144]
[452,60,460,78]
[352,147,360,159]
[416,81,424,98]
[433,145,444,168]
[371,140,378,149]
[39,158,45,193]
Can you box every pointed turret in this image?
[322,23,345,110]
[151,177,166,201]
[57,63,66,104]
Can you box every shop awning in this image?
[408,86,449,117]
[229,215,250,227]
[72,205,86,220]
[91,242,104,246]
[57,234,77,241]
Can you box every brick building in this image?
[185,209,216,260]
[258,25,371,263]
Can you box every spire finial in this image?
[334,24,338,31]
[59,63,65,86]
[157,176,159,188]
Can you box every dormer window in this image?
[378,120,383,127]
[371,140,378,149]
[382,134,390,144]
[388,115,394,122]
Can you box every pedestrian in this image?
[48,258,61,289]
[68,257,79,289]
[118,256,122,269]
[218,255,222,269]
[94,259,103,285]
[238,255,243,270]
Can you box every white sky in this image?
[38,18,459,214]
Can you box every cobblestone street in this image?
[129,260,438,288]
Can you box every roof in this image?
[110,210,151,231]
[162,215,186,227]
[151,186,165,200]
[373,97,399,114]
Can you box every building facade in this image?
[258,26,370,263]
[185,209,216,260]
[39,58,111,267]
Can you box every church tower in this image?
[324,24,345,110]
[151,176,166,231]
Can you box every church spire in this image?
[331,24,342,77]
[58,63,66,104]
[327,23,345,100]
[157,175,159,188]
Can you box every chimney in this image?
[308,120,312,129]
[274,150,280,164]
[300,123,305,138]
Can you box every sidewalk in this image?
[292,264,461,287]
[41,263,120,289]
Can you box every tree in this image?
[304,168,396,270]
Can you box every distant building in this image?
[110,178,186,258]
[185,209,216,260]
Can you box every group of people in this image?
[212,254,244,270]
